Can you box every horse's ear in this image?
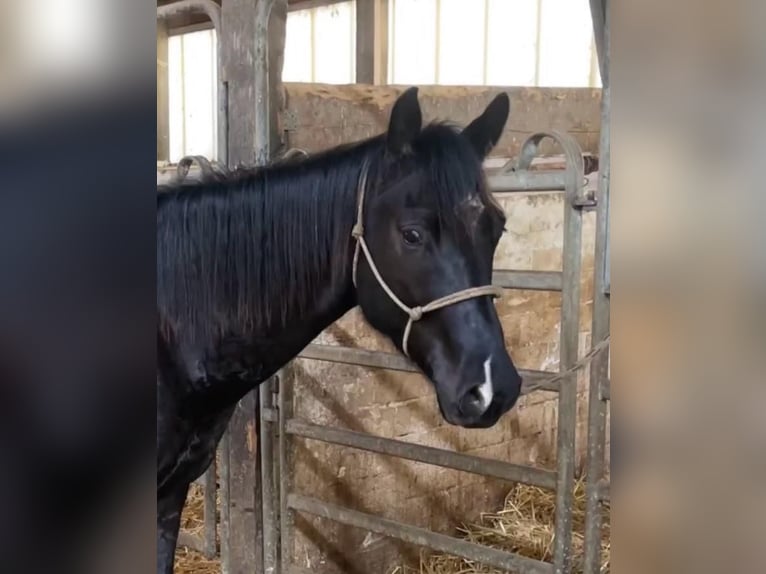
[387,87,422,155]
[462,92,510,158]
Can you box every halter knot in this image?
[409,307,424,321]
[351,223,364,238]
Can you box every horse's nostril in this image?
[460,384,490,417]
[467,387,483,405]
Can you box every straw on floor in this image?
[391,479,610,574]
[174,479,610,574]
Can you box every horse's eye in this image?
[402,228,423,246]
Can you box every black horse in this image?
[156,87,522,573]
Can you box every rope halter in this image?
[351,159,504,357]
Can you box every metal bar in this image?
[287,419,558,490]
[288,494,554,574]
[202,461,217,558]
[493,269,563,291]
[279,365,296,571]
[488,170,568,192]
[552,135,585,574]
[157,0,221,29]
[583,4,611,570]
[297,344,559,393]
[260,378,279,574]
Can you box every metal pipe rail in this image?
[298,344,560,394]
[287,419,557,489]
[288,494,554,574]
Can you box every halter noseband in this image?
[351,159,503,357]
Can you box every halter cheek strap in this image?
[351,159,503,357]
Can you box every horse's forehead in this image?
[457,194,486,229]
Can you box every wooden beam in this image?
[356,0,388,84]
[356,0,375,83]
[156,19,170,162]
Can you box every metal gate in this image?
[258,130,596,574]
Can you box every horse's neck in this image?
[217,158,361,365]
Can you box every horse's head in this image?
[355,87,521,429]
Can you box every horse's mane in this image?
[157,122,497,344]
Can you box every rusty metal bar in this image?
[297,344,559,394]
[493,269,563,291]
[288,494,554,574]
[286,419,558,490]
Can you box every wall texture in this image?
[279,84,607,573]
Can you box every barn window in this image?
[283,1,356,83]
[160,0,600,165]
[167,28,218,163]
[387,0,601,87]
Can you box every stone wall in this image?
[281,84,607,573]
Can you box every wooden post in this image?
[224,394,263,574]
[219,1,287,572]
[356,0,388,84]
[221,0,286,166]
[157,19,170,162]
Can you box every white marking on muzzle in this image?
[477,357,494,410]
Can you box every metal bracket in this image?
[505,130,595,209]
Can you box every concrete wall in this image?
[281,84,607,573]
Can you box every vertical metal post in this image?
[515,131,585,574]
[260,377,279,574]
[278,365,296,573]
[584,1,610,572]
[553,146,584,574]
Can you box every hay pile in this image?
[175,484,221,574]
[392,480,610,574]
[174,480,610,574]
